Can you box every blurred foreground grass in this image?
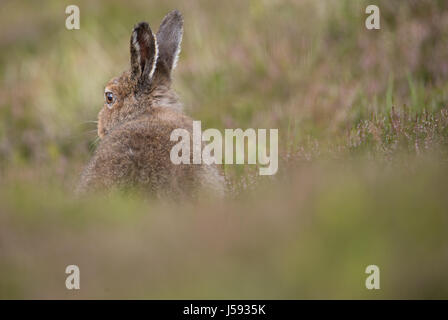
[1,0,448,298]
[1,156,448,299]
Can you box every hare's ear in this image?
[130,22,158,86]
[156,10,183,76]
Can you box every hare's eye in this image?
[105,91,115,108]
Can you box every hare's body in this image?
[78,11,224,197]
[79,107,224,197]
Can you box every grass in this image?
[0,0,448,298]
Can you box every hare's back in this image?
[102,107,197,193]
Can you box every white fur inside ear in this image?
[132,31,141,69]
[171,28,183,70]
[149,33,159,80]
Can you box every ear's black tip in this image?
[170,9,182,17]
[133,22,152,34]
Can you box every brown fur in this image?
[77,11,224,198]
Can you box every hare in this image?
[77,10,224,199]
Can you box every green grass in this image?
[1,0,448,298]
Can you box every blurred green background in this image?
[1,0,448,299]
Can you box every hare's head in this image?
[98,10,183,138]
